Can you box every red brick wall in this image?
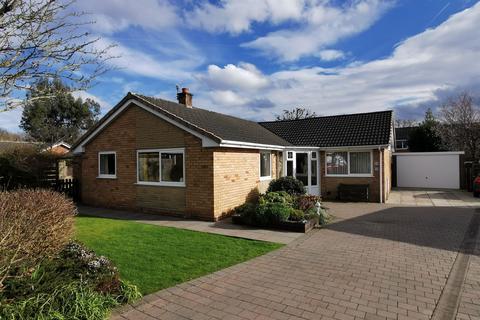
[79,104,214,217]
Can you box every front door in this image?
[285,151,320,195]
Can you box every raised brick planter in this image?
[232,214,317,233]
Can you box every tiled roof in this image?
[72,92,393,151]
[134,94,292,146]
[72,93,292,150]
[260,111,393,147]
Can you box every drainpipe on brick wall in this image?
[379,147,383,203]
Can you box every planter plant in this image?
[232,178,330,233]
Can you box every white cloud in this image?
[74,0,177,34]
[0,108,23,132]
[198,2,480,121]
[316,50,346,61]
[200,62,269,91]
[187,0,305,34]
[243,0,394,61]
[209,90,249,106]
[97,34,204,81]
[72,91,112,113]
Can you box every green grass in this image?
[75,217,282,294]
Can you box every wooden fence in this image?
[54,178,80,201]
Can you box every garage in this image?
[393,152,464,189]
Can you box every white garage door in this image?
[395,152,462,189]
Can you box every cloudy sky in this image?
[2,0,480,131]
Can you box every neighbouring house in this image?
[71,89,394,221]
[0,140,72,180]
[394,126,416,151]
[45,141,71,155]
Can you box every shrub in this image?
[234,203,257,225]
[256,203,291,224]
[1,281,120,320]
[267,177,306,195]
[0,241,141,319]
[289,209,305,222]
[0,189,76,289]
[258,191,294,206]
[295,195,322,211]
[318,207,331,226]
[0,147,57,190]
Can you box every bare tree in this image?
[275,107,318,121]
[0,128,25,141]
[395,119,418,128]
[0,0,115,111]
[438,92,480,160]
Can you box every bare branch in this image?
[275,107,318,121]
[438,91,480,160]
[0,0,116,110]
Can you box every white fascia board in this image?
[218,140,285,151]
[393,151,465,156]
[320,145,389,151]
[285,146,320,150]
[73,99,220,154]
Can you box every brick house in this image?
[71,89,394,221]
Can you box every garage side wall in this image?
[383,149,392,201]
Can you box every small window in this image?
[287,151,293,159]
[137,148,185,186]
[98,152,116,178]
[286,161,293,177]
[260,151,271,179]
[311,151,317,159]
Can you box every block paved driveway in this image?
[113,203,480,320]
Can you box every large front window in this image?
[326,151,372,176]
[137,148,185,186]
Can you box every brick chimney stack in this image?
[177,87,193,107]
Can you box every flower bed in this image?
[231,177,330,233]
[0,189,140,320]
[232,214,318,233]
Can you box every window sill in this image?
[135,182,186,188]
[97,175,117,179]
[259,176,272,181]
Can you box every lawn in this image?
[75,216,282,294]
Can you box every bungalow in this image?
[71,89,394,221]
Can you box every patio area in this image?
[387,188,480,207]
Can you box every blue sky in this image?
[2,0,480,131]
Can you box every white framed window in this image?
[98,151,116,179]
[326,151,373,177]
[137,148,185,187]
[395,139,408,150]
[260,151,271,180]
